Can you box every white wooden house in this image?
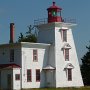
[0,2,83,90]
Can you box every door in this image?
[7,74,12,90]
[46,70,55,87]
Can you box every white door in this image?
[46,70,55,87]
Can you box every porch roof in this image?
[0,63,20,69]
[43,65,55,70]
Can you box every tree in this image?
[18,25,37,43]
[81,44,90,85]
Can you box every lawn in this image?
[21,87,90,90]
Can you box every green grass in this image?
[21,87,90,90]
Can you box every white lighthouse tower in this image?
[37,2,84,87]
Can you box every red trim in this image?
[27,69,32,82]
[36,69,40,82]
[0,63,20,69]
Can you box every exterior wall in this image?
[21,44,50,88]
[55,25,84,87]
[37,23,55,44]
[37,23,56,67]
[13,68,21,90]
[45,70,56,87]
[0,44,21,66]
[0,69,13,90]
[48,45,55,67]
[37,24,56,87]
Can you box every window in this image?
[36,69,40,82]
[33,50,38,61]
[52,10,57,16]
[61,29,67,42]
[27,69,32,82]
[10,49,14,62]
[15,74,20,80]
[67,69,72,81]
[65,49,69,61]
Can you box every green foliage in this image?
[81,44,90,85]
[18,25,37,43]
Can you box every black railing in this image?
[34,18,76,26]
[34,18,48,26]
[63,18,76,24]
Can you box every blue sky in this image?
[0,0,90,64]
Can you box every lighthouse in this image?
[0,2,84,89]
[37,2,84,87]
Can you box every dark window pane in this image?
[27,69,32,82]
[63,30,67,42]
[36,69,40,82]
[15,74,20,80]
[68,69,72,81]
[65,49,69,61]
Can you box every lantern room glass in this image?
[51,10,61,17]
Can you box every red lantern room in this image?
[47,2,63,23]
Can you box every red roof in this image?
[0,63,20,69]
[47,2,62,11]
